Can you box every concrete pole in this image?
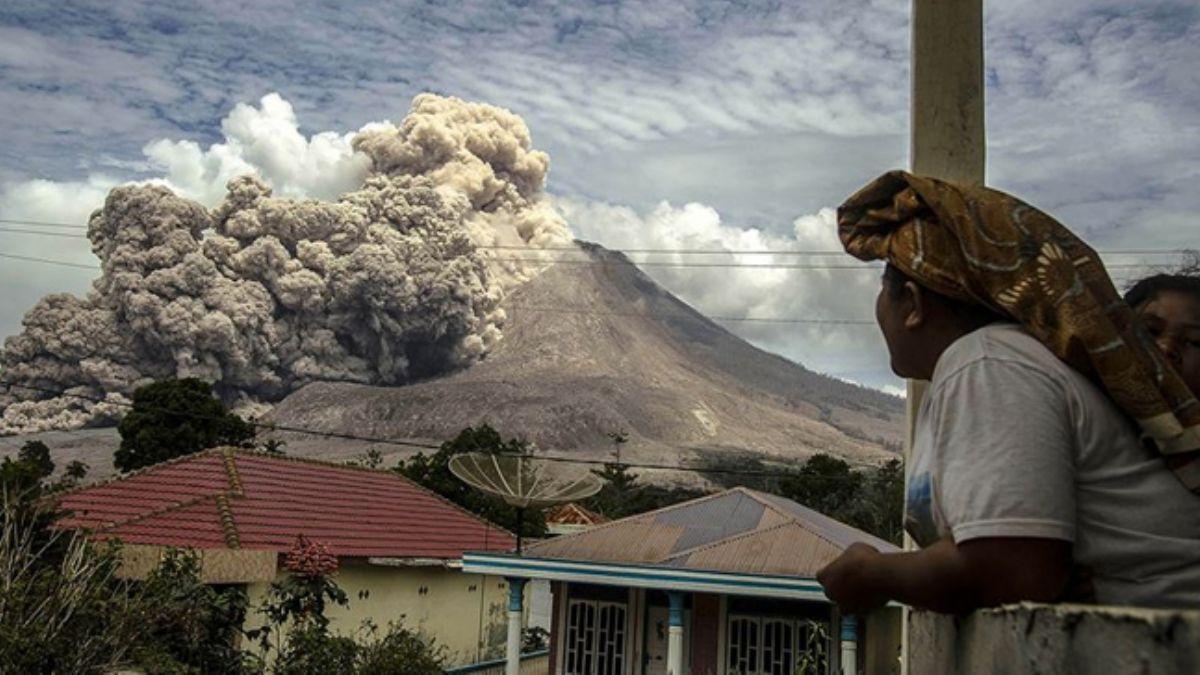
[840,615,859,675]
[904,1,985,673]
[667,591,685,675]
[505,577,526,675]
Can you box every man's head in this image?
[875,264,1005,380]
[1125,274,1200,397]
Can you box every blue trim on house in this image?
[668,591,684,627]
[507,577,526,612]
[840,614,858,641]
[462,553,830,602]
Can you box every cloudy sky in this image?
[1,0,1197,393]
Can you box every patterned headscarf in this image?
[838,170,1200,492]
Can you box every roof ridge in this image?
[214,493,240,548]
[738,487,891,551]
[52,447,229,501]
[217,447,517,545]
[222,448,246,496]
[661,519,798,564]
[89,491,221,535]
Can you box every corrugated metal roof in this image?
[56,448,516,559]
[524,486,899,577]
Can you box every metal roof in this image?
[522,486,898,578]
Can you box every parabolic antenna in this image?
[449,452,605,553]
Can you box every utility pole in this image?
[900,1,986,673]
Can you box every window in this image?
[565,599,627,675]
[728,615,830,675]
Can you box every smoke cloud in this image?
[0,94,572,433]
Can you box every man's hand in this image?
[816,542,888,614]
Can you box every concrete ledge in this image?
[908,603,1200,674]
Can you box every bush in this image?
[247,536,444,675]
[131,549,251,674]
[0,492,143,673]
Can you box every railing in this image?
[907,603,1200,674]
[444,650,550,675]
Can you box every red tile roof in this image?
[56,448,515,559]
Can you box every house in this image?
[463,487,902,675]
[55,447,522,666]
[545,502,609,536]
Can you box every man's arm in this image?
[816,537,1071,615]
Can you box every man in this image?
[816,171,1200,613]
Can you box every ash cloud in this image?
[0,94,572,433]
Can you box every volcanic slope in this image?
[269,243,903,470]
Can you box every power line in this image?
[0,227,88,239]
[0,217,1192,257]
[0,252,98,270]
[0,218,88,230]
[0,379,886,481]
[505,305,876,325]
[0,241,1175,273]
[0,380,438,452]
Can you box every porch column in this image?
[667,591,685,675]
[840,615,859,675]
[506,577,526,675]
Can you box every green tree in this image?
[779,454,905,546]
[780,454,861,515]
[395,425,547,538]
[115,378,255,472]
[585,462,707,520]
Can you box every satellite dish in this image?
[449,452,605,553]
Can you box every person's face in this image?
[875,277,922,379]
[1136,290,1200,397]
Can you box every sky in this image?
[0,0,1197,394]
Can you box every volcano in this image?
[265,242,903,474]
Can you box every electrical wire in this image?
[504,305,876,325]
[0,379,891,480]
[0,252,99,270]
[0,217,1192,257]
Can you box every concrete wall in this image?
[245,562,515,667]
[863,607,902,675]
[908,603,1200,674]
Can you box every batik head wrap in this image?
[838,170,1200,492]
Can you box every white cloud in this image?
[143,93,373,205]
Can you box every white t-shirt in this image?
[904,322,1200,609]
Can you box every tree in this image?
[780,454,861,516]
[115,378,255,472]
[779,454,905,546]
[585,462,707,520]
[395,425,547,538]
